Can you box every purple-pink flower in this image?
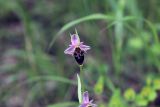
[79,91,97,107]
[64,32,90,65]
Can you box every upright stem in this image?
[80,65,84,92]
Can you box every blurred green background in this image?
[0,0,160,107]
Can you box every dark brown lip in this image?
[74,47,84,65]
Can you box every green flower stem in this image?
[80,65,84,92]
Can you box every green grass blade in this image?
[1,76,76,102]
[144,19,159,44]
[49,14,113,49]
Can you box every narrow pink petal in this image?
[79,104,88,107]
[64,46,75,55]
[71,34,80,46]
[90,103,97,107]
[80,42,84,44]
[82,91,89,103]
[79,44,91,52]
[89,100,93,103]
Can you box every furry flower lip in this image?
[64,31,90,65]
[79,91,97,107]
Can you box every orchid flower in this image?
[64,31,90,65]
[79,91,97,107]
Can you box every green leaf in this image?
[128,37,143,50]
[124,88,136,101]
[151,44,160,55]
[77,74,82,103]
[94,76,104,95]
[108,89,127,107]
[135,95,148,106]
[148,90,157,101]
[153,79,160,90]
[140,87,152,98]
[146,76,153,86]
[139,86,157,102]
